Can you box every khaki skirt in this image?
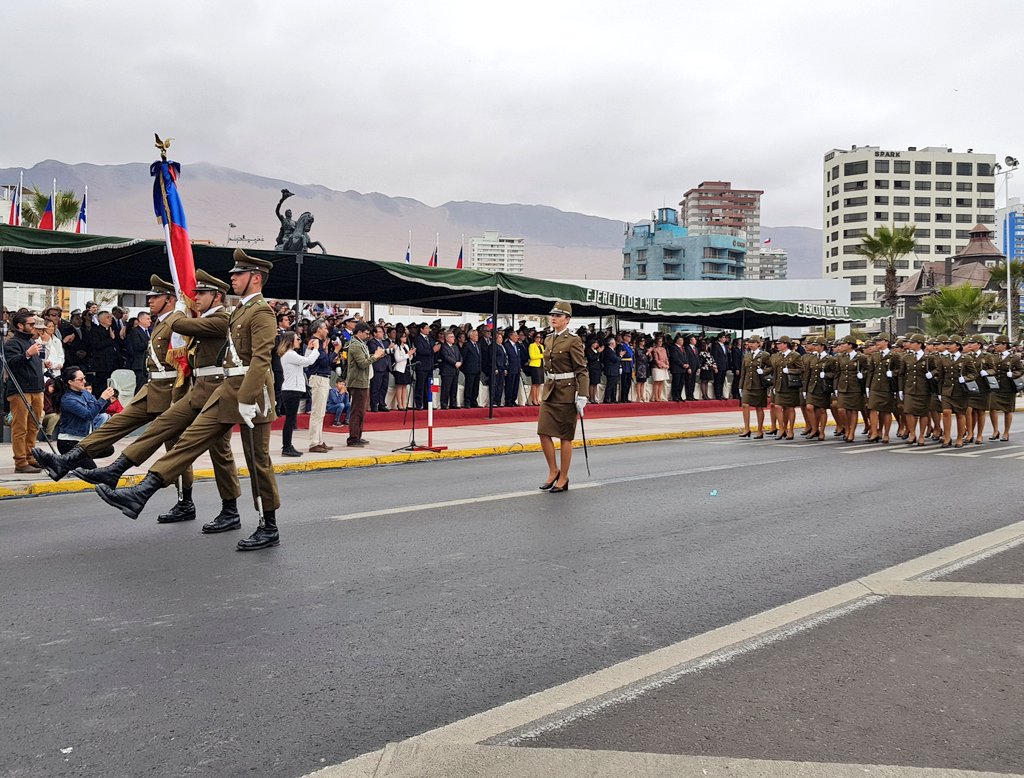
[774,388,802,408]
[865,391,896,413]
[904,392,932,417]
[742,388,768,408]
[941,394,968,414]
[807,388,831,409]
[836,391,864,411]
[991,391,1017,413]
[537,401,578,440]
[967,391,991,411]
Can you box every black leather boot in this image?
[95,472,164,520]
[236,511,279,551]
[32,444,88,482]
[202,499,241,534]
[157,487,197,523]
[73,455,132,488]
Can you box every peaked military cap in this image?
[230,248,273,276]
[906,333,925,344]
[872,332,891,342]
[193,268,229,295]
[777,335,791,344]
[549,300,573,316]
[841,335,858,346]
[745,334,763,343]
[146,274,175,297]
[995,334,1011,344]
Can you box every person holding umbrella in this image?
[537,301,589,494]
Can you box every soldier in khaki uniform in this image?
[73,270,242,530]
[832,335,868,443]
[964,334,996,444]
[33,276,195,516]
[899,333,934,446]
[989,335,1024,440]
[96,250,281,551]
[537,301,589,494]
[937,335,976,447]
[738,335,773,438]
[865,333,900,443]
[802,337,836,441]
[771,335,803,440]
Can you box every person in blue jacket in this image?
[55,366,115,469]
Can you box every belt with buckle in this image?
[224,366,249,377]
[546,372,575,380]
[149,370,176,380]
[194,367,225,378]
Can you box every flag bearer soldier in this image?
[95,250,282,551]
[989,335,1023,441]
[770,335,802,440]
[33,276,196,519]
[832,336,867,443]
[738,335,773,438]
[536,301,589,494]
[900,333,935,447]
[964,335,996,444]
[865,333,900,444]
[74,270,242,530]
[937,335,975,448]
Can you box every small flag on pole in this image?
[404,243,411,263]
[762,237,772,245]
[7,172,21,226]
[428,245,437,267]
[456,246,463,269]
[76,186,88,234]
[37,193,55,231]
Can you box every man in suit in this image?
[368,325,391,412]
[93,250,283,551]
[683,335,700,401]
[729,338,743,399]
[460,328,482,408]
[504,330,523,406]
[86,310,119,397]
[439,330,462,409]
[712,332,730,400]
[491,330,508,406]
[65,309,90,370]
[668,333,687,401]
[602,336,621,403]
[127,311,152,391]
[412,322,438,410]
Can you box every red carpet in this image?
[272,399,740,433]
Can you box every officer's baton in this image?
[244,422,265,522]
[578,408,590,477]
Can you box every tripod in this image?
[393,356,443,453]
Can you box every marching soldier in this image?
[926,338,946,441]
[73,270,242,531]
[938,335,976,448]
[965,335,997,444]
[33,275,196,519]
[803,336,837,441]
[892,336,909,438]
[738,335,773,438]
[94,250,281,551]
[900,333,934,446]
[537,301,589,493]
[989,335,1024,441]
[865,333,900,443]
[771,335,802,440]
[832,335,867,443]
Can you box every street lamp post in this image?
[995,155,1019,340]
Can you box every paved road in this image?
[2,434,1021,777]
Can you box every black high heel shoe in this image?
[738,431,751,438]
[540,471,560,491]
[549,480,570,493]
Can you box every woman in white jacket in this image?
[277,332,319,457]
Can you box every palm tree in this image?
[991,259,1024,337]
[859,225,917,330]
[20,187,81,230]
[918,283,999,337]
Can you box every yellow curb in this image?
[0,422,821,500]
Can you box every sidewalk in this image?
[0,402,749,499]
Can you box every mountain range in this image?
[1,161,822,280]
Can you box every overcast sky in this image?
[5,0,1023,227]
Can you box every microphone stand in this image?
[392,353,443,453]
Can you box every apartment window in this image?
[831,184,839,195]
[843,259,867,269]
[637,263,647,278]
[844,180,868,191]
[895,260,909,269]
[873,275,887,285]
[636,249,647,260]
[914,181,932,191]
[850,291,867,302]
[843,228,868,238]
[875,179,890,189]
[831,216,839,226]
[831,262,839,272]
[935,197,951,207]
[935,229,951,238]
[955,214,973,223]
[915,228,931,238]
[831,231,839,241]
[978,214,996,224]
[893,160,910,174]
[955,198,972,208]
[977,199,995,209]
[914,161,932,175]
[832,200,839,210]
[977,163,993,176]
[893,196,910,206]
[623,268,630,279]
[977,182,995,193]
[832,165,839,179]
[893,212,910,221]
[843,245,862,254]
[936,181,952,191]
[622,253,631,266]
[915,248,929,257]
[915,213,931,222]
[844,212,868,223]
[850,275,867,285]
[935,213,952,223]
[874,212,889,220]
[956,162,973,175]
[844,196,868,207]
[956,230,971,239]
[935,161,952,175]
[875,160,890,173]
[914,197,931,206]
[956,182,973,192]
[875,195,889,205]
[844,160,869,176]
[830,247,839,257]
[894,180,910,190]
[935,244,951,254]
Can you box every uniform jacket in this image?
[995,351,1024,392]
[866,349,902,394]
[803,351,837,395]
[834,351,869,393]
[541,330,589,403]
[900,350,935,395]
[202,295,277,424]
[740,349,773,391]
[974,351,1000,393]
[772,349,803,387]
[939,352,978,397]
[175,307,230,410]
[130,309,186,414]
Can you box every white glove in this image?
[865,388,870,397]
[980,370,988,377]
[238,402,257,428]
[925,371,933,379]
[886,370,893,378]
[575,395,588,416]
[1009,371,1014,378]
[938,395,943,401]
[756,368,764,375]
[958,376,965,384]
[819,371,825,378]
[898,391,904,401]
[856,372,863,380]
[782,367,790,374]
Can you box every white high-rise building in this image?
[468,230,525,274]
[823,145,997,304]
[748,247,788,280]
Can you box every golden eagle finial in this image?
[154,133,174,160]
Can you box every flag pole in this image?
[82,185,88,234]
[52,178,57,231]
[17,171,23,227]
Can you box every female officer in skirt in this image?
[537,301,589,493]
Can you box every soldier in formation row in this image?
[738,332,1024,446]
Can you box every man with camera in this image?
[345,322,385,446]
[3,312,46,473]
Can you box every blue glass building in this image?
[1003,209,1024,261]
[622,208,746,281]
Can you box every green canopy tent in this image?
[0,225,889,329]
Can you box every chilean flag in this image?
[7,181,20,227]
[456,246,463,269]
[75,188,87,234]
[37,194,54,231]
[404,244,411,263]
[151,159,197,311]
[428,246,437,267]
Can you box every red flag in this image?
[37,195,54,230]
[456,246,463,269]
[428,246,437,267]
